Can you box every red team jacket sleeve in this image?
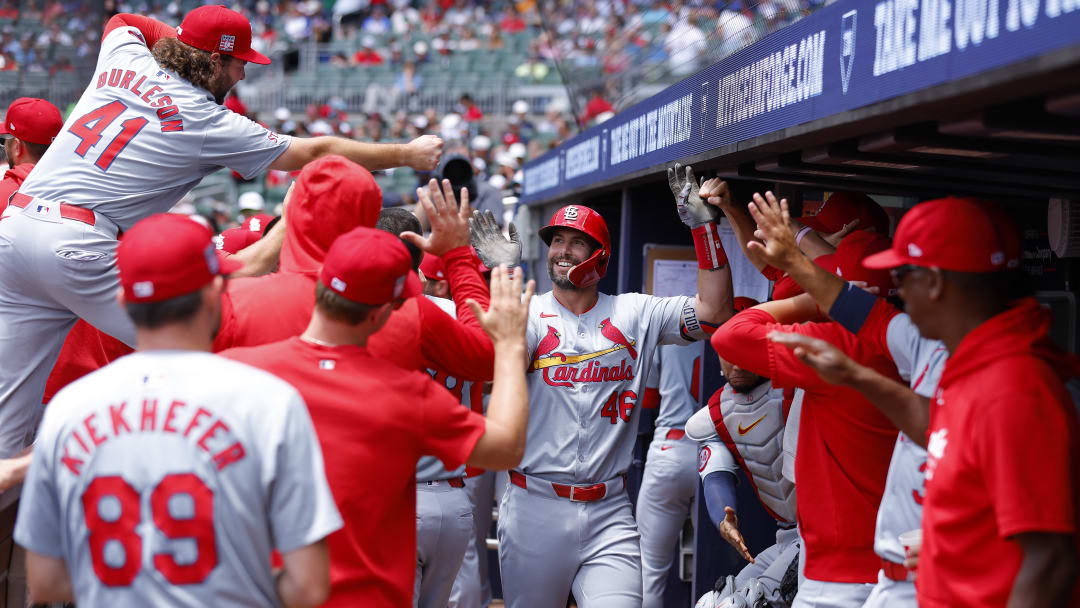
[103,14,177,48]
[417,297,496,382]
[420,377,487,471]
[974,364,1078,539]
[442,245,489,331]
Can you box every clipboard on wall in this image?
[642,244,697,297]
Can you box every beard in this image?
[209,71,232,105]
[548,256,582,290]
[728,374,766,393]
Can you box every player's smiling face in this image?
[547,227,595,289]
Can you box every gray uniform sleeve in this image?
[200,109,292,180]
[269,392,343,553]
[884,313,920,382]
[644,294,699,345]
[13,428,62,557]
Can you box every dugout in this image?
[516,0,1080,604]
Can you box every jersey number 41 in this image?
[82,473,217,586]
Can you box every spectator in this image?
[362,5,391,35]
[487,28,505,50]
[582,88,614,124]
[459,94,483,122]
[716,9,758,58]
[353,36,384,64]
[457,27,481,51]
[412,40,431,64]
[665,14,707,75]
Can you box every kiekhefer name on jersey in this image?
[59,399,247,476]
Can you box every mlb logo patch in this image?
[133,281,155,298]
[219,34,235,52]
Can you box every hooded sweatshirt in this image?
[213,155,494,380]
[918,297,1080,608]
[0,163,33,212]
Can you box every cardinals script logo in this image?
[531,318,637,388]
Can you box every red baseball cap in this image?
[320,227,421,305]
[771,253,836,300]
[863,197,1019,272]
[177,5,270,65]
[216,226,261,254]
[119,214,242,303]
[241,213,273,235]
[835,230,896,296]
[0,97,63,145]
[419,253,447,281]
[801,191,890,235]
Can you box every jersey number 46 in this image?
[599,390,637,424]
[82,473,217,586]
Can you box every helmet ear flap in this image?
[566,245,609,287]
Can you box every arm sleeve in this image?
[642,294,699,345]
[13,425,62,557]
[103,14,176,48]
[828,284,881,336]
[268,392,344,553]
[200,111,292,179]
[418,296,496,382]
[976,380,1078,538]
[443,246,489,331]
[420,378,488,471]
[702,471,739,531]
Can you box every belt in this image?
[881,559,912,582]
[509,470,625,503]
[9,192,96,226]
[665,429,685,440]
[421,478,465,488]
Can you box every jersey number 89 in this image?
[82,473,217,586]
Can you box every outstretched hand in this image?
[666,163,720,228]
[746,191,802,271]
[822,218,860,247]
[766,331,864,387]
[466,265,535,347]
[470,209,522,269]
[401,179,471,256]
[718,506,754,563]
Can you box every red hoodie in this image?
[919,298,1080,608]
[212,155,495,380]
[0,162,33,213]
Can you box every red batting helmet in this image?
[538,204,611,288]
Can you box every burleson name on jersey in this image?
[94,68,185,132]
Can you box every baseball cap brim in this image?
[0,123,10,136]
[232,48,271,65]
[799,215,829,233]
[861,248,910,270]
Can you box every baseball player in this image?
[13,213,343,606]
[686,352,799,608]
[637,341,704,607]
[709,193,902,607]
[414,293,486,608]
[0,97,63,212]
[494,164,734,607]
[237,191,265,219]
[768,198,1080,607]
[223,227,536,606]
[742,194,956,606]
[0,5,442,470]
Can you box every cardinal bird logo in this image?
[532,326,566,369]
[599,318,637,359]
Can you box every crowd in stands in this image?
[0,1,100,74]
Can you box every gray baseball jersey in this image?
[521,291,700,483]
[14,351,342,607]
[689,381,797,524]
[645,342,704,429]
[20,25,291,230]
[417,296,482,483]
[638,342,703,607]
[870,311,947,564]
